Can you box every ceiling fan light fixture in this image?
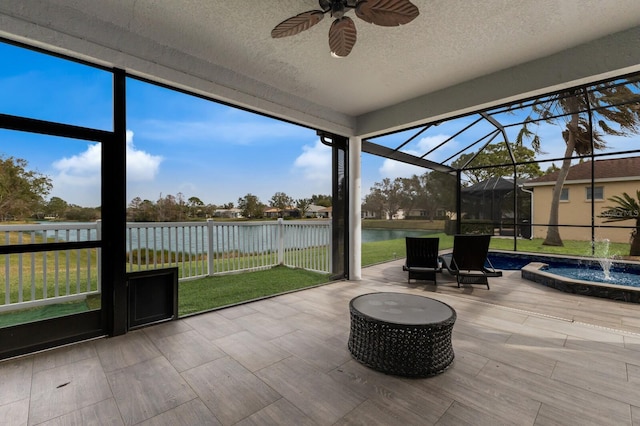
[271,0,419,57]
[331,1,346,19]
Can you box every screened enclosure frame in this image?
[362,71,640,254]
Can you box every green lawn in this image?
[2,232,634,326]
[361,234,633,266]
[178,265,330,316]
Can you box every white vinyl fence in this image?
[1,219,331,312]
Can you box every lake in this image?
[33,222,437,248]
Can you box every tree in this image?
[187,196,205,218]
[269,192,294,217]
[363,178,403,219]
[362,189,386,219]
[296,198,312,218]
[310,194,332,207]
[517,84,640,246]
[156,194,177,221]
[599,190,640,256]
[452,142,542,184]
[237,193,264,218]
[46,196,68,219]
[423,170,457,218]
[127,197,156,222]
[0,155,52,221]
[65,205,100,221]
[396,175,422,216]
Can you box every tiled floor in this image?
[2,260,640,425]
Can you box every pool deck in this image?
[2,259,640,425]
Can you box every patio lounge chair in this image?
[403,237,441,284]
[438,234,501,289]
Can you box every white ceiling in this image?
[1,0,640,137]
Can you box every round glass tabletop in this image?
[351,292,454,325]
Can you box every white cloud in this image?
[124,130,163,181]
[293,140,331,181]
[50,130,162,205]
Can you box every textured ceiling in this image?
[1,0,640,136]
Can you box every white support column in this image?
[349,136,362,281]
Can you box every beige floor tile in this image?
[231,312,297,340]
[256,355,365,425]
[94,330,160,373]
[107,356,196,426]
[0,357,32,406]
[0,398,29,426]
[29,357,112,425]
[182,356,281,425]
[183,311,244,340]
[235,398,316,426]
[37,399,123,426]
[137,399,219,426]
[213,330,291,372]
[153,329,226,372]
[270,329,352,373]
[32,341,97,374]
[3,258,640,425]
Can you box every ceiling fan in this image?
[271,0,419,57]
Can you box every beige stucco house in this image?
[524,157,640,243]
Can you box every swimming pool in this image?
[486,251,640,303]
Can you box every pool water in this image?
[487,251,640,288]
[543,265,640,287]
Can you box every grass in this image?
[178,265,330,316]
[2,227,635,326]
[361,234,634,267]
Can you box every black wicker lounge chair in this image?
[438,234,501,289]
[402,237,441,284]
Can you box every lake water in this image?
[361,229,437,243]
[34,222,436,248]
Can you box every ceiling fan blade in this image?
[329,17,357,57]
[356,0,419,27]
[271,10,325,38]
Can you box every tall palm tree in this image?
[600,190,640,256]
[517,81,640,246]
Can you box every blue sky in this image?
[0,41,481,208]
[1,40,452,208]
[0,42,336,207]
[2,41,630,208]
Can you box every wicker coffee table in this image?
[348,292,456,377]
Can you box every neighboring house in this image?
[263,206,299,218]
[361,209,379,219]
[524,157,640,243]
[319,206,332,219]
[305,204,327,218]
[213,208,243,219]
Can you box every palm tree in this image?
[517,81,640,246]
[600,190,640,256]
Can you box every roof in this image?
[462,177,525,194]
[2,1,640,137]
[525,156,640,185]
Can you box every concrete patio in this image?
[2,260,640,425]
